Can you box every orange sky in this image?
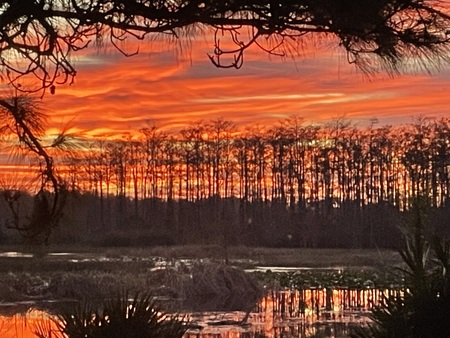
[10,32,450,138]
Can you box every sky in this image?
[15,31,450,139]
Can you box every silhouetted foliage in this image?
[351,199,450,338]
[36,292,187,338]
[0,95,75,243]
[0,190,404,248]
[0,1,449,92]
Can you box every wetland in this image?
[0,246,404,337]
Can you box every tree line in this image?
[2,115,450,248]
[61,116,450,210]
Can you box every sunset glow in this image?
[25,35,450,139]
[2,3,450,337]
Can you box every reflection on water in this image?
[1,289,401,338]
[0,252,34,258]
[0,309,57,338]
[186,288,400,338]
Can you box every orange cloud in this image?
[36,34,450,139]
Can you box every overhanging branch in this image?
[0,0,448,91]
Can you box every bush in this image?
[351,202,450,338]
[36,292,187,338]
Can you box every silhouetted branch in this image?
[0,95,67,243]
[0,0,449,91]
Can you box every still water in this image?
[0,288,395,338]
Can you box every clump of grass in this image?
[180,262,263,311]
[36,291,187,338]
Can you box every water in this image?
[186,288,388,337]
[0,252,34,258]
[0,252,395,337]
[0,288,393,338]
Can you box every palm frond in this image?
[55,291,188,338]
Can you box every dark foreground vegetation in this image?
[351,206,450,338]
[1,0,450,94]
[35,292,188,338]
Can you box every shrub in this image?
[351,202,450,338]
[36,292,187,338]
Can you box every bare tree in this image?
[207,118,236,198]
[430,117,450,207]
[0,0,449,92]
[139,125,167,200]
[180,121,206,201]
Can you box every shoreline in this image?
[0,246,403,307]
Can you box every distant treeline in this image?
[1,116,450,248]
[57,116,450,209]
[1,191,449,248]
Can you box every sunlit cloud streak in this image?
[37,36,450,138]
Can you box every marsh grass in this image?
[181,262,263,311]
[35,292,187,338]
[0,244,402,268]
[0,245,401,309]
[0,257,263,314]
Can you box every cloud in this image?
[39,35,450,138]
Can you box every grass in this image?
[182,262,263,311]
[0,253,264,314]
[0,245,402,307]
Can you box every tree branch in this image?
[0,0,448,91]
